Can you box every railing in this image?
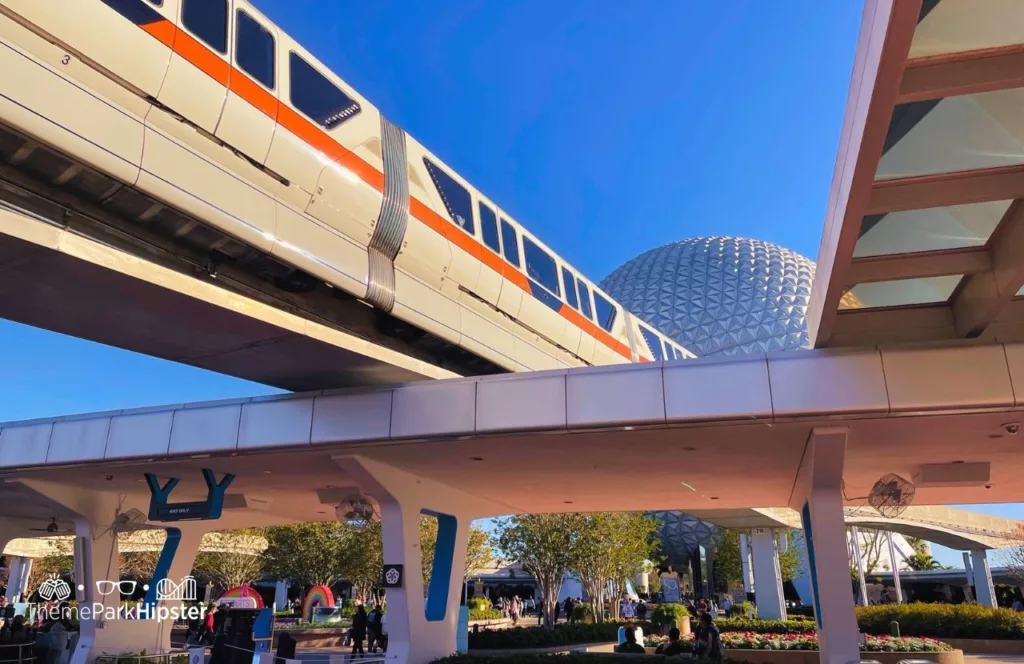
[216,642,396,664]
[94,653,186,664]
[0,643,36,664]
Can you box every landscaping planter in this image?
[720,649,963,664]
[935,639,1024,656]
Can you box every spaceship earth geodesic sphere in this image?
[650,511,721,566]
[600,236,815,357]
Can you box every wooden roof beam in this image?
[846,247,990,285]
[952,200,1024,337]
[868,164,1024,215]
[898,44,1024,104]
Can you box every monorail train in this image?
[0,0,695,371]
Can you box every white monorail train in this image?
[0,0,695,371]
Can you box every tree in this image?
[904,536,930,556]
[27,539,74,593]
[340,520,383,603]
[264,523,352,589]
[495,514,584,627]
[419,519,495,586]
[570,513,660,622]
[906,553,946,571]
[192,528,267,591]
[716,529,801,587]
[1002,524,1024,585]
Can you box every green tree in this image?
[339,520,383,603]
[264,523,351,589]
[192,528,268,591]
[495,514,584,627]
[27,539,74,593]
[570,513,660,622]
[906,553,946,571]
[419,519,496,586]
[904,536,930,556]
[716,529,801,587]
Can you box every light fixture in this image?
[470,457,484,462]
[680,447,696,452]
[709,496,720,501]
[263,470,272,474]
[564,501,573,505]
[680,481,696,491]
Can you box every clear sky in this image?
[0,1,1018,569]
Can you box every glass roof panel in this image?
[877,88,1024,179]
[840,275,963,310]
[853,200,1010,257]
[910,0,1024,58]
[1016,283,1024,297]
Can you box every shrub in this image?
[572,604,595,624]
[468,622,653,650]
[856,603,1024,640]
[468,597,493,612]
[716,618,812,635]
[644,632,951,653]
[649,603,689,630]
[470,607,503,621]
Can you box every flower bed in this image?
[468,622,654,650]
[644,632,952,653]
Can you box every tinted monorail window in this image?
[500,219,520,268]
[523,237,560,296]
[561,268,579,309]
[577,280,593,320]
[593,292,617,331]
[289,52,361,129]
[424,159,474,235]
[478,203,500,254]
[148,0,163,5]
[236,11,275,89]
[639,327,665,361]
[182,0,228,54]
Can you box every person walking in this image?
[351,605,368,656]
[693,612,723,660]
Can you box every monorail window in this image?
[478,203,500,254]
[236,11,275,89]
[182,0,228,54]
[639,327,665,362]
[561,268,579,309]
[523,238,560,296]
[424,159,474,235]
[593,292,617,332]
[148,0,163,6]
[289,52,361,129]
[577,280,593,320]
[500,219,520,268]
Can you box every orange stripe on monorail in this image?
[134,16,627,360]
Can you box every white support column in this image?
[789,428,860,664]
[739,534,754,597]
[5,557,26,602]
[963,552,976,603]
[971,550,996,608]
[750,529,786,620]
[886,531,903,604]
[335,455,509,664]
[849,527,868,607]
[274,580,289,611]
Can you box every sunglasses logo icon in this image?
[95,580,138,596]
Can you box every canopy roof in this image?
[810,0,1024,347]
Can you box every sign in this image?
[382,564,404,588]
[146,468,235,522]
[188,648,205,664]
[662,577,681,603]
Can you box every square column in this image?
[750,529,786,620]
[336,455,508,664]
[971,550,996,607]
[739,534,753,597]
[789,428,859,664]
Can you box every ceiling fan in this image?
[29,518,73,535]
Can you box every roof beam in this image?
[830,304,954,346]
[867,164,1024,214]
[898,44,1024,103]
[952,200,1024,337]
[808,0,923,347]
[846,247,990,285]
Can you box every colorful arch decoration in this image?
[303,585,335,621]
[220,585,265,608]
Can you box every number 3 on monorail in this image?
[0,0,695,370]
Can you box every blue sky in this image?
[0,1,1018,568]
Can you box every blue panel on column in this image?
[423,510,457,622]
[800,502,822,629]
[142,527,182,617]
